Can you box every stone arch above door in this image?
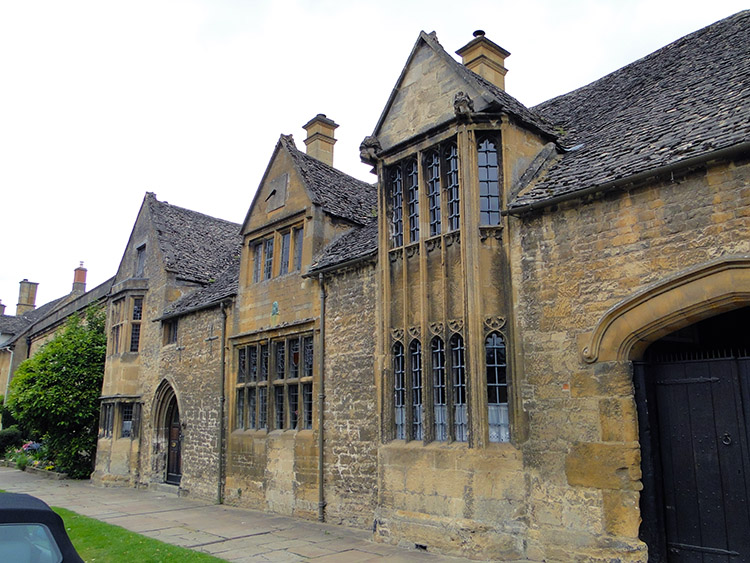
[580,255,750,363]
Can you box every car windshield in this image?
[0,523,63,563]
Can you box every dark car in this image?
[0,492,83,562]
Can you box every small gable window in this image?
[163,319,178,345]
[478,137,501,226]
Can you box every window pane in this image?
[238,348,247,383]
[132,298,143,320]
[236,388,245,429]
[426,152,441,237]
[390,167,403,247]
[302,382,313,430]
[303,336,314,378]
[410,340,423,441]
[129,324,141,353]
[274,386,285,429]
[432,337,447,442]
[486,332,509,442]
[260,344,269,381]
[289,338,300,379]
[275,341,285,379]
[258,387,268,429]
[451,334,468,442]
[280,232,291,275]
[121,404,133,438]
[406,160,419,243]
[248,388,256,428]
[393,342,405,440]
[264,238,274,279]
[136,245,146,277]
[478,138,501,226]
[445,144,460,231]
[248,346,258,382]
[253,243,263,283]
[289,384,299,430]
[293,227,303,271]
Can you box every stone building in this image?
[90,11,750,562]
[91,193,241,501]
[0,267,112,404]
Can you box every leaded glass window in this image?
[302,382,313,430]
[406,160,419,243]
[263,237,274,279]
[289,384,299,429]
[303,336,314,378]
[253,242,262,282]
[426,152,441,236]
[393,342,405,440]
[486,332,509,443]
[289,338,300,379]
[478,138,501,226]
[236,389,245,429]
[390,167,403,247]
[293,227,303,271]
[258,387,268,429]
[432,337,447,442]
[445,143,460,231]
[274,386,285,429]
[410,340,423,441]
[451,334,468,442]
[275,341,285,380]
[280,231,290,275]
[260,344,269,381]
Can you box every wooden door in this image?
[166,398,181,485]
[636,357,750,562]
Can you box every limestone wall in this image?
[510,159,750,561]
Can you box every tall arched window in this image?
[431,337,447,441]
[425,152,441,236]
[486,332,509,442]
[390,168,403,247]
[410,340,423,440]
[450,334,468,442]
[393,342,405,439]
[444,143,460,231]
[478,138,501,226]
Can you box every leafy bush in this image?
[14,451,29,471]
[7,307,106,478]
[0,425,24,454]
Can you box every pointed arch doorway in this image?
[634,307,750,562]
[154,382,182,486]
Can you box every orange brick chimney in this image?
[303,114,338,167]
[456,30,510,90]
[16,279,38,315]
[73,262,87,294]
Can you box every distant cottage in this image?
[5,11,750,562]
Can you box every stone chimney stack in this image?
[456,30,510,91]
[73,262,87,294]
[0,300,5,316]
[16,279,38,316]
[303,114,339,167]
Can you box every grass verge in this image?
[52,506,225,562]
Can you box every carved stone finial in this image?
[360,136,382,163]
[453,91,474,116]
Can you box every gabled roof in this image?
[371,31,557,151]
[280,136,377,225]
[511,10,750,210]
[308,220,378,274]
[146,193,243,284]
[0,314,29,336]
[160,257,239,319]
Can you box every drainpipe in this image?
[317,273,326,521]
[218,301,229,504]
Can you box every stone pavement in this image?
[0,468,478,562]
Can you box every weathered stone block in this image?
[565,443,642,490]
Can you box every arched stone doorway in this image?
[634,308,750,561]
[153,381,182,486]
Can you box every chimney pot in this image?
[0,299,5,316]
[303,114,339,167]
[456,31,510,90]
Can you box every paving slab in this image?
[0,467,488,561]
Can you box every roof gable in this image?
[372,32,556,152]
[242,135,376,233]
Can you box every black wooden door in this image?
[166,399,182,485]
[639,357,750,562]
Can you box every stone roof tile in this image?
[512,10,750,209]
[309,220,378,273]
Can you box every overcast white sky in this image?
[1,0,746,313]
